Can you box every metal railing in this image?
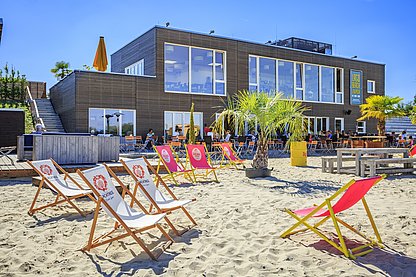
[26,86,45,128]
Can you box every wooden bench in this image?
[361,157,416,177]
[322,156,378,173]
[322,156,356,173]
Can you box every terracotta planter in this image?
[245,167,272,178]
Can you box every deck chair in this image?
[27,159,94,216]
[154,145,195,185]
[121,157,197,235]
[409,145,416,157]
[281,175,386,259]
[185,144,219,183]
[218,143,246,169]
[76,165,174,260]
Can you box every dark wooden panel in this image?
[111,28,156,76]
[0,109,24,147]
[49,73,76,132]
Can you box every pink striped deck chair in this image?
[219,143,246,169]
[154,145,194,185]
[185,144,219,183]
[281,175,386,259]
[409,145,416,157]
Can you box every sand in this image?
[0,157,416,276]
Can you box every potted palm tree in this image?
[214,90,308,178]
[358,95,404,135]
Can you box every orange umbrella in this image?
[93,36,108,71]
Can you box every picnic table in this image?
[336,147,409,176]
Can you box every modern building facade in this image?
[50,26,385,137]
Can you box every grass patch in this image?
[0,100,34,133]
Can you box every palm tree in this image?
[51,61,72,80]
[214,90,308,169]
[358,95,404,135]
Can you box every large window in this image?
[164,111,203,137]
[321,66,335,102]
[125,59,144,76]
[305,64,319,101]
[165,44,189,92]
[89,108,136,136]
[278,60,294,98]
[259,58,276,94]
[295,63,303,100]
[165,43,226,95]
[249,55,344,103]
[249,56,258,91]
[357,121,366,134]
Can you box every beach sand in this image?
[1,157,415,276]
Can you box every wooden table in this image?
[336,148,409,176]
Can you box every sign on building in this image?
[350,70,362,105]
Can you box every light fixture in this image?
[343,109,352,115]
[209,30,215,35]
[165,22,170,27]
[351,55,358,59]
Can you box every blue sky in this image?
[1,0,415,102]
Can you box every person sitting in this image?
[248,130,257,142]
[144,129,155,150]
[34,119,44,134]
[203,124,211,136]
[223,130,231,142]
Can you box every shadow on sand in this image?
[85,228,201,276]
[302,237,416,276]
[250,176,340,196]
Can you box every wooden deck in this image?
[0,155,165,179]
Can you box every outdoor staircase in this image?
[35,99,65,132]
[386,117,416,135]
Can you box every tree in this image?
[51,61,72,80]
[214,90,308,169]
[358,95,404,135]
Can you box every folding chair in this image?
[77,165,174,260]
[121,158,197,235]
[218,143,245,169]
[281,175,386,259]
[154,145,195,185]
[27,159,95,216]
[185,144,219,183]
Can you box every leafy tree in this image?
[51,61,72,80]
[358,95,404,135]
[214,90,308,169]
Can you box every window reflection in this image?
[191,48,213,93]
[259,57,276,94]
[305,64,319,101]
[278,61,294,98]
[321,66,335,102]
[165,44,189,92]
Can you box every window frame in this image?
[88,108,136,136]
[164,42,227,97]
[356,121,366,134]
[367,80,375,94]
[334,117,344,132]
[306,116,330,134]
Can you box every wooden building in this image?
[50,26,384,138]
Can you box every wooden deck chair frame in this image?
[185,143,219,183]
[27,159,95,216]
[154,144,195,185]
[281,175,386,259]
[77,165,174,261]
[218,142,246,169]
[120,158,197,236]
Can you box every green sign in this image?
[350,70,362,105]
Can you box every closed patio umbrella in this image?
[93,36,108,71]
